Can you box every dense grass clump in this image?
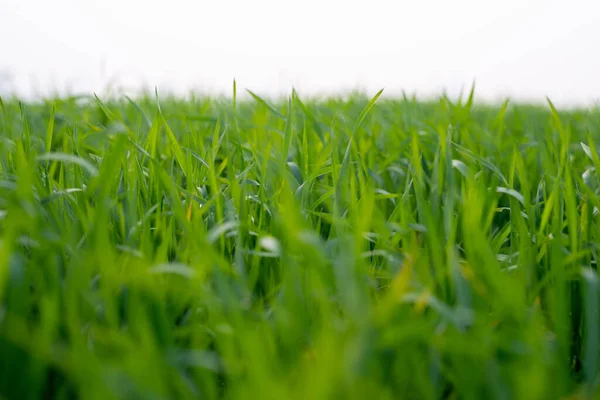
[0,87,599,399]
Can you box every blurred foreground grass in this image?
[0,87,600,399]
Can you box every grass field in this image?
[0,86,599,399]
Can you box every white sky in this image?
[1,0,599,105]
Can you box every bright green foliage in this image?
[0,89,599,399]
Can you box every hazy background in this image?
[1,0,599,106]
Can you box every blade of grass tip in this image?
[129,136,152,159]
[330,115,341,187]
[155,88,188,177]
[493,99,510,147]
[293,88,326,144]
[45,103,55,154]
[464,80,476,110]
[301,118,309,179]
[154,86,162,114]
[496,187,526,207]
[351,88,384,137]
[0,96,6,133]
[125,95,151,129]
[246,89,285,120]
[36,152,98,177]
[212,115,222,157]
[19,102,31,153]
[233,79,237,113]
[149,263,196,279]
[547,97,569,162]
[546,97,562,129]
[582,137,600,176]
[144,111,161,159]
[581,142,593,161]
[207,115,225,247]
[335,138,353,215]
[282,95,294,170]
[93,93,118,121]
[293,88,315,121]
[455,84,465,106]
[451,160,471,179]
[162,118,188,177]
[93,93,136,139]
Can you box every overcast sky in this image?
[1,0,599,105]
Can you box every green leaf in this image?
[45,103,55,154]
[149,263,195,279]
[496,187,525,206]
[36,153,98,176]
[352,88,384,136]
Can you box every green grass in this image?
[0,86,599,399]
